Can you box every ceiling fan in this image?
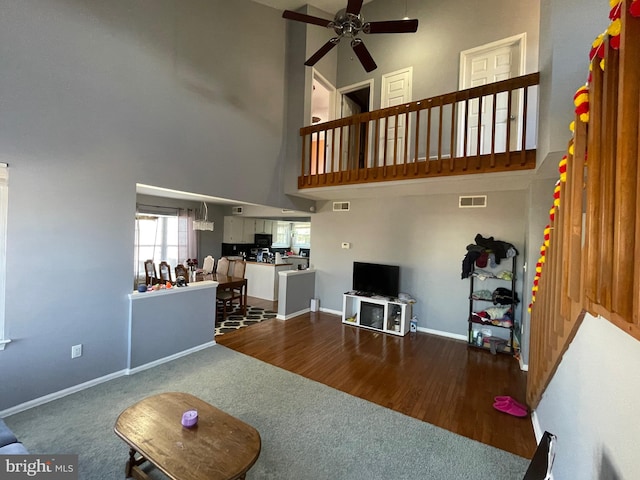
[282,0,418,73]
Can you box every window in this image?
[272,221,291,248]
[0,164,9,350]
[292,222,311,248]
[134,205,196,285]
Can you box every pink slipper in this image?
[493,400,528,417]
[494,395,527,411]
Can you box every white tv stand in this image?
[342,292,412,336]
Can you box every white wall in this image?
[535,314,640,479]
[311,190,526,337]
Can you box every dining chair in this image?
[158,261,172,283]
[216,257,230,275]
[202,255,215,274]
[144,260,160,286]
[174,264,189,283]
[216,260,246,321]
[231,260,246,278]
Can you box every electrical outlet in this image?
[71,344,82,359]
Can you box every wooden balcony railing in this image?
[298,73,539,188]
[527,1,640,408]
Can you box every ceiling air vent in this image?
[231,206,244,215]
[459,195,487,208]
[333,201,350,212]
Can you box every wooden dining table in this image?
[196,272,247,316]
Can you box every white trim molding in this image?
[0,163,8,350]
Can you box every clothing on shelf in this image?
[461,234,517,278]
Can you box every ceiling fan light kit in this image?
[282,0,418,72]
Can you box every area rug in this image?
[215,305,277,336]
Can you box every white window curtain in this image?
[0,164,9,349]
[134,204,197,286]
[177,208,197,264]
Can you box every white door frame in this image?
[335,79,374,119]
[310,69,336,173]
[457,33,526,157]
[311,69,336,125]
[335,79,374,169]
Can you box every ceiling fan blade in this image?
[305,38,340,67]
[351,39,377,72]
[282,10,333,28]
[345,0,364,16]
[365,19,419,34]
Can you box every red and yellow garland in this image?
[529,0,640,314]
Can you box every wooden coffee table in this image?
[114,392,261,480]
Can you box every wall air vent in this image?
[231,206,244,215]
[333,201,350,212]
[459,195,487,208]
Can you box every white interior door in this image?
[380,67,412,166]
[458,34,525,156]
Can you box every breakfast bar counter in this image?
[244,262,294,301]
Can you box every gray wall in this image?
[537,0,608,164]
[337,0,540,107]
[311,191,526,337]
[0,0,311,411]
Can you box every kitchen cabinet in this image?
[223,217,258,244]
[223,216,244,243]
[242,218,255,243]
[254,219,274,235]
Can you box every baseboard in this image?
[0,341,217,418]
[126,341,216,375]
[530,409,543,442]
[419,326,467,342]
[320,307,343,316]
[0,369,128,418]
[277,308,310,320]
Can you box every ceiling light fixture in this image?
[193,202,214,231]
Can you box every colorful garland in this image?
[529,0,640,313]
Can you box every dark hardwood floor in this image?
[217,297,536,459]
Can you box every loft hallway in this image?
[297,73,539,190]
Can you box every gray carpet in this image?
[4,345,529,479]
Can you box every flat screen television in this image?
[352,262,400,298]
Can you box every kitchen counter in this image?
[245,261,293,267]
[245,262,294,300]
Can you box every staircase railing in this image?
[298,73,539,188]
[527,1,640,408]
